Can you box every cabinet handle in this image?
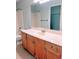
[51,46,53,48]
[44,47,46,51]
[32,41,35,44]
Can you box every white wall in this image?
[16,0,33,29]
[16,0,62,30]
[31,12,41,27]
[39,0,62,30]
[31,0,62,30]
[40,6,50,28]
[16,10,24,35]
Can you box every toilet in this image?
[16,34,22,45]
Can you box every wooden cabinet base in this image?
[35,38,46,59]
[21,31,62,59]
[21,32,27,49]
[46,47,61,59]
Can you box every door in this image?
[35,38,46,59]
[16,10,24,35]
[45,42,62,59]
[27,35,35,56]
[21,32,27,49]
[46,47,61,59]
[50,5,61,30]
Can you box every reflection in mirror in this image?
[31,0,62,31]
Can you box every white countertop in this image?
[21,28,62,46]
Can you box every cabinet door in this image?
[21,32,27,49]
[27,35,35,56]
[46,42,62,59]
[46,48,61,59]
[35,38,46,59]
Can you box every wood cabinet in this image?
[45,42,62,59]
[21,32,27,49]
[27,34,35,56]
[21,31,62,59]
[35,38,46,59]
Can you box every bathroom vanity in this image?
[21,28,62,59]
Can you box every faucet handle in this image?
[41,30,45,33]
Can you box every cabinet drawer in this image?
[21,32,27,49]
[45,42,62,55]
[21,32,26,38]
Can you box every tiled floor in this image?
[16,44,35,59]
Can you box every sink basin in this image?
[37,30,46,35]
[37,32,45,36]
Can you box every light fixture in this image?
[33,0,50,4]
[33,0,39,3]
[39,0,49,4]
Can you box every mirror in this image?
[31,0,62,31]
